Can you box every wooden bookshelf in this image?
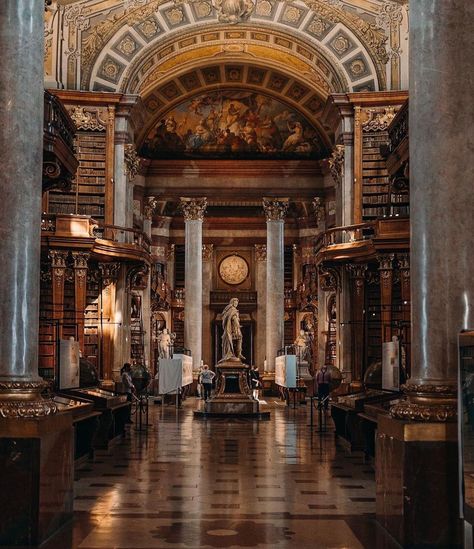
[48,131,107,222]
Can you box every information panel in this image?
[275,354,297,388]
[382,337,400,391]
[158,355,193,394]
[59,339,80,390]
[459,330,474,525]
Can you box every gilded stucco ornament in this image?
[312,197,325,226]
[362,107,397,132]
[124,144,141,180]
[69,106,106,131]
[328,144,344,184]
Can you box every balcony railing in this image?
[314,222,376,253]
[388,100,408,153]
[93,223,151,254]
[43,91,78,192]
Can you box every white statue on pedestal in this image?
[220,297,245,362]
[294,329,311,363]
[157,328,176,359]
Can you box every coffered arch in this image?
[82,0,387,94]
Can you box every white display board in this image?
[59,339,80,389]
[174,354,193,386]
[275,354,297,388]
[382,338,400,391]
[158,354,193,394]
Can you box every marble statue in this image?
[157,328,176,359]
[220,297,245,362]
[294,329,312,363]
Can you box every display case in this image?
[60,388,130,450]
[331,389,400,452]
[53,395,101,465]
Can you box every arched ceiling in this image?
[44,0,408,156]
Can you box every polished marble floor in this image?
[47,398,400,549]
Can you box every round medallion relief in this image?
[219,255,249,286]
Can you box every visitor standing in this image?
[200,364,215,401]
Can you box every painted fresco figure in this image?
[220,298,245,362]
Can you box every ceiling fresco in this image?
[140,89,326,159]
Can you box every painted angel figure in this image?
[157,328,176,360]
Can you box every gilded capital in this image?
[99,262,121,286]
[144,196,159,220]
[180,197,207,221]
[263,197,289,221]
[49,249,68,269]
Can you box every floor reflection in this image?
[44,398,400,549]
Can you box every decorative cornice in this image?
[263,197,289,222]
[180,197,207,221]
[254,244,267,262]
[124,144,141,181]
[202,244,214,261]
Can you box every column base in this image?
[0,380,57,419]
[390,383,457,422]
[0,413,74,547]
[376,414,461,548]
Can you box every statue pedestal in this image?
[194,359,270,418]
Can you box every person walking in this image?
[315,364,332,411]
[121,363,136,423]
[200,364,215,401]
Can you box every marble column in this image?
[263,198,289,372]
[391,0,474,421]
[0,0,55,416]
[254,245,267,370]
[180,198,207,370]
[202,244,213,367]
[376,4,473,545]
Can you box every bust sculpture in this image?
[220,297,245,362]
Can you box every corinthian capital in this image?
[180,197,207,221]
[263,197,289,221]
[144,196,159,220]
